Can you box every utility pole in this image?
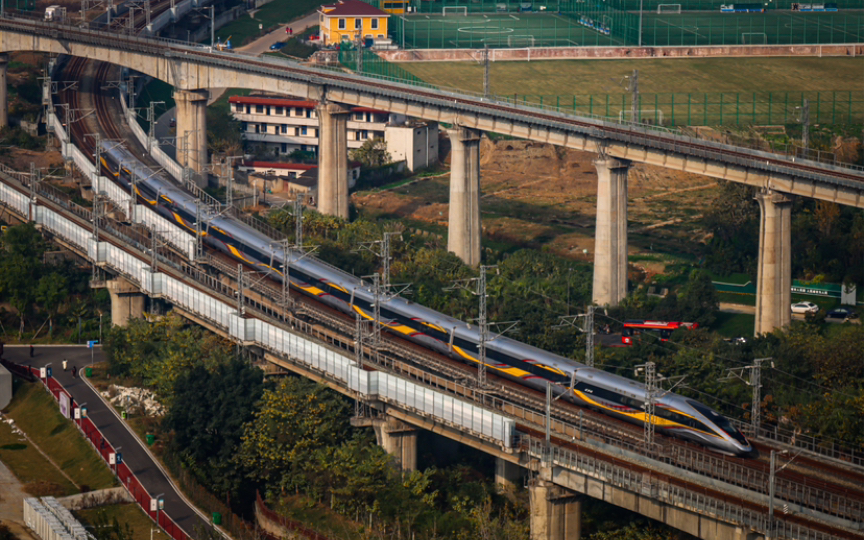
[370,272,381,347]
[630,69,639,125]
[356,36,364,73]
[554,305,595,367]
[294,192,303,248]
[483,43,490,98]
[356,231,402,292]
[801,98,810,150]
[720,358,770,438]
[147,100,164,153]
[638,361,656,449]
[150,227,158,273]
[638,0,644,47]
[236,263,245,316]
[447,265,516,387]
[545,381,552,457]
[584,305,595,368]
[210,5,215,49]
[194,200,204,261]
[750,358,764,435]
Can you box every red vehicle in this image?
[621,320,698,345]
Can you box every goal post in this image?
[741,32,767,44]
[442,6,468,16]
[507,34,535,47]
[657,3,681,13]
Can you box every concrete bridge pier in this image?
[592,157,631,307]
[173,89,209,177]
[0,54,8,129]
[368,416,418,472]
[447,126,482,266]
[317,101,351,219]
[495,457,523,492]
[754,188,793,335]
[529,479,582,540]
[107,277,146,327]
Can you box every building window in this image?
[355,18,362,29]
[255,105,264,114]
[235,104,244,113]
[281,143,287,153]
[315,128,319,137]
[371,18,378,29]
[246,105,251,114]
[361,130,369,139]
[306,109,313,118]
[338,18,345,29]
[241,122,247,131]
[275,106,284,115]
[354,112,364,121]
[281,125,288,134]
[294,107,303,116]
[301,127,308,136]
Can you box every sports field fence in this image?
[371,0,864,48]
[335,51,864,127]
[500,90,864,126]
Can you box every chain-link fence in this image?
[498,90,864,126]
[373,0,864,48]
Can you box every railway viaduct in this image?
[1,17,863,338]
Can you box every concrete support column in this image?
[371,416,418,472]
[495,457,522,492]
[0,54,9,129]
[173,89,209,174]
[316,101,351,219]
[592,157,631,306]
[529,480,582,540]
[446,126,482,266]
[754,189,793,335]
[107,277,146,327]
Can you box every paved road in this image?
[2,346,213,540]
[237,11,318,56]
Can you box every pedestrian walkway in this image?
[1,346,214,540]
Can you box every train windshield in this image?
[687,400,750,446]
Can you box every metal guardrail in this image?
[3,16,863,187]
[2,170,862,539]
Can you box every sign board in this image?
[150,499,158,512]
[158,498,164,510]
[81,407,88,418]
[115,452,123,464]
[87,340,99,349]
[109,453,116,465]
[39,367,46,378]
[59,393,70,418]
[74,407,80,420]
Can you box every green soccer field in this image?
[394,12,625,48]
[637,10,864,46]
[393,6,864,48]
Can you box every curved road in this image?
[3,346,214,540]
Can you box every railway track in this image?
[43,11,864,536]
[7,164,864,540]
[10,15,860,186]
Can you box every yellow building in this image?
[318,0,390,46]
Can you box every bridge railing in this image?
[6,16,863,182]
[4,167,864,534]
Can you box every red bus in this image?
[621,320,698,345]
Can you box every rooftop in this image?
[320,0,389,17]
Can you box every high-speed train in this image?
[101,141,754,457]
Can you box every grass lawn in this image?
[4,378,116,492]
[399,57,864,98]
[713,312,755,338]
[215,0,320,48]
[75,504,156,540]
[0,385,78,496]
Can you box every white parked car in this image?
[791,301,820,314]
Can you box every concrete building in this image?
[385,122,438,171]
[229,95,438,172]
[318,0,390,46]
[239,160,362,207]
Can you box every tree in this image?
[36,272,67,337]
[166,357,264,498]
[0,224,46,337]
[677,270,719,327]
[239,377,351,495]
[350,137,391,167]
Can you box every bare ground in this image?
[353,136,719,273]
